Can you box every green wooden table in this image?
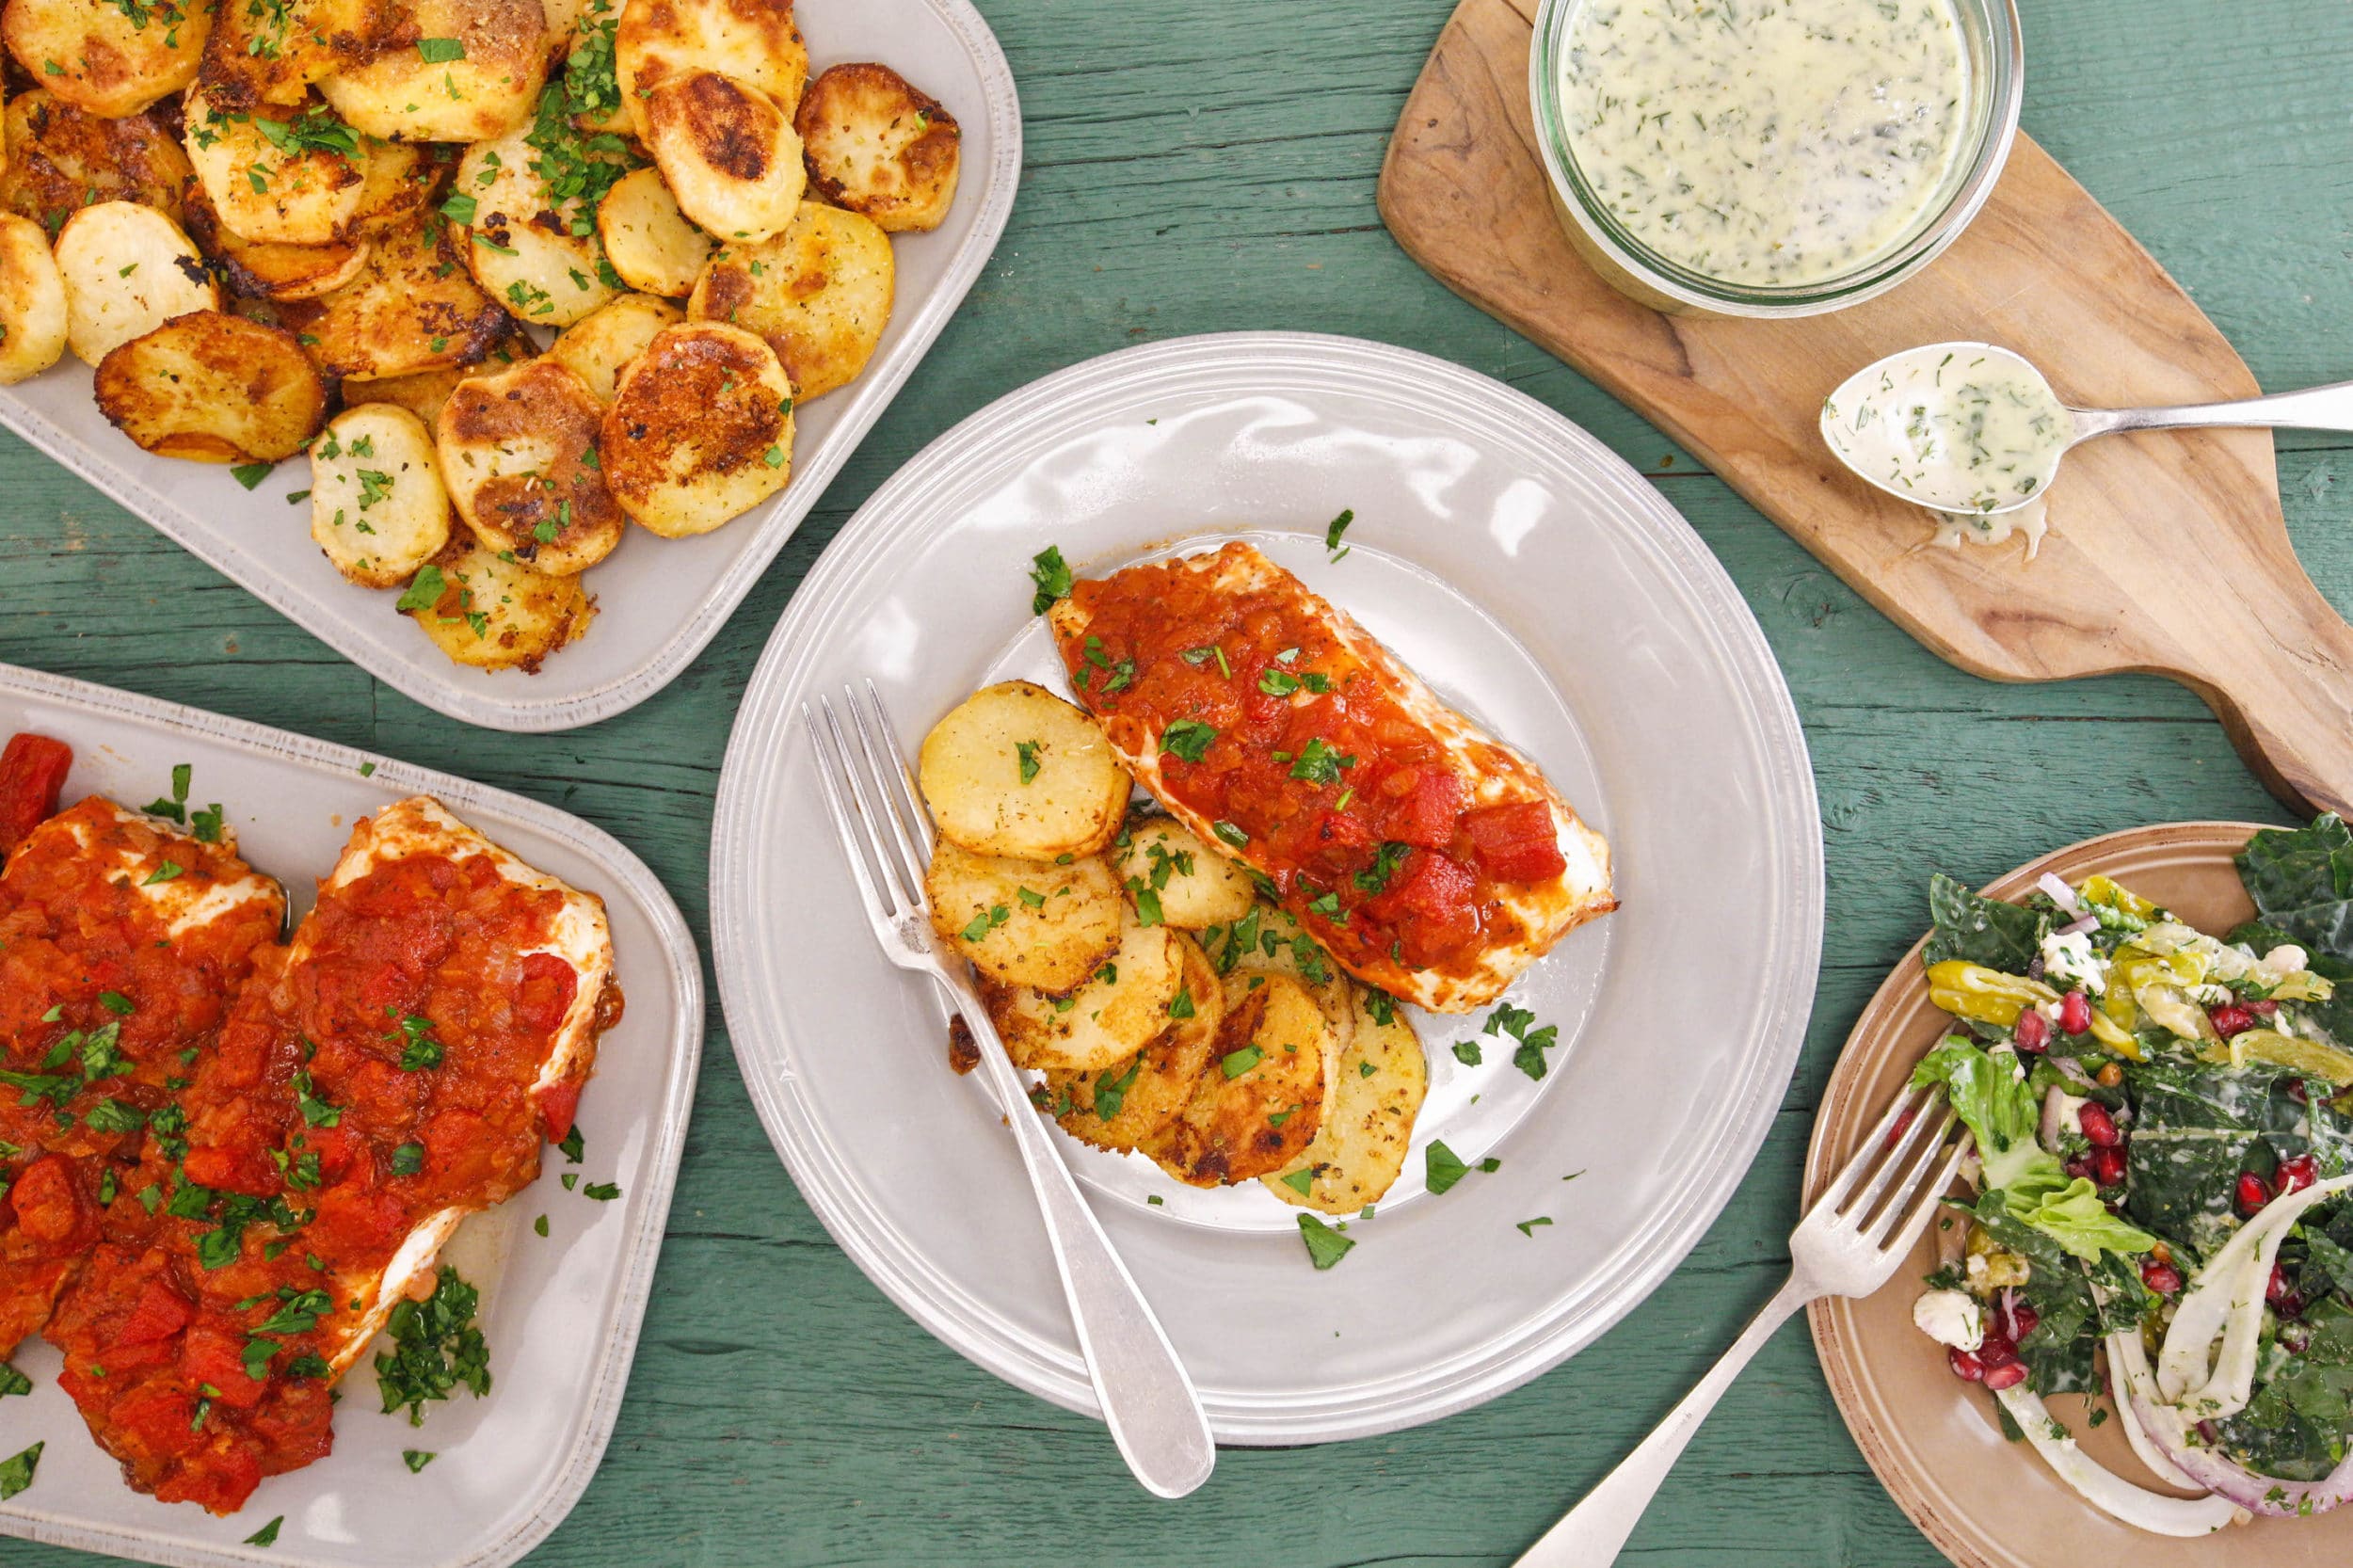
[8,1,2353,1561]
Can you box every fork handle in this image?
[1513,1275,1814,1568]
[937,975,1217,1499]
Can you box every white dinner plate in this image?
[0,663,702,1568]
[0,0,1019,735]
[710,331,1824,1443]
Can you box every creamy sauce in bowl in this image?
[1558,0,1971,288]
[1820,343,2074,516]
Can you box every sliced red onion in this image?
[2114,1328,2349,1518]
[2058,914,2101,938]
[2052,1055,2099,1090]
[2039,872,2089,917]
[2040,1084,2074,1153]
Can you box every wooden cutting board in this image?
[1379,0,2353,818]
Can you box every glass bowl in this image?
[1529,0,2025,319]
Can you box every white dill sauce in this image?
[1821,344,2072,514]
[1560,0,1971,288]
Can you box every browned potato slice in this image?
[1263,987,1428,1213]
[0,92,193,232]
[319,0,548,143]
[53,200,218,365]
[436,359,625,575]
[401,538,594,672]
[546,292,680,403]
[340,330,534,426]
[687,200,891,401]
[0,214,71,384]
[1208,904,1355,1055]
[1048,935,1224,1152]
[184,90,368,246]
[349,138,454,236]
[925,843,1122,994]
[454,129,620,328]
[643,72,804,243]
[182,179,368,302]
[595,166,713,296]
[984,919,1183,1074]
[308,404,450,587]
[615,0,806,140]
[275,219,510,380]
[94,311,326,462]
[795,62,960,233]
[918,680,1130,861]
[1145,971,1330,1186]
[1113,816,1256,931]
[195,0,398,112]
[599,318,793,536]
[4,0,210,119]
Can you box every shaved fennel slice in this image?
[2105,1331,2210,1491]
[2114,1323,2352,1518]
[2157,1173,2353,1416]
[1992,1383,2247,1536]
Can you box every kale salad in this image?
[1907,816,2353,1533]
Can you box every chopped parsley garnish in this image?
[293,1070,341,1128]
[1516,1217,1554,1237]
[404,1449,437,1472]
[145,761,195,822]
[1168,986,1195,1020]
[959,904,1010,943]
[230,461,276,489]
[252,104,360,159]
[1221,1045,1264,1079]
[557,1125,584,1163]
[1211,820,1249,849]
[376,1267,491,1425]
[1278,1168,1315,1196]
[1296,1213,1353,1269]
[1364,988,1397,1027]
[391,1142,425,1176]
[1325,507,1355,560]
[396,565,447,613]
[582,1181,620,1201]
[83,1098,145,1135]
[416,37,467,61]
[244,1516,283,1547]
[1484,1002,1561,1080]
[1090,1057,1144,1121]
[1016,740,1041,783]
[1159,721,1217,763]
[1258,668,1334,698]
[1425,1139,1477,1194]
[0,1441,41,1500]
[1129,882,1164,927]
[1289,738,1353,786]
[1353,841,1410,896]
[1180,645,1231,679]
[141,858,184,885]
[0,1363,30,1399]
[1028,545,1073,615]
[97,990,135,1016]
[1452,1040,1481,1065]
[387,1011,445,1071]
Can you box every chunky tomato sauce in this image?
[0,795,281,1357]
[47,831,598,1513]
[1056,552,1569,982]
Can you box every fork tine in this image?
[1873,1137,1973,1256]
[1812,1085,1927,1214]
[1857,1106,1958,1241]
[804,701,890,925]
[1843,1097,1952,1225]
[822,696,913,911]
[847,680,931,895]
[860,681,933,852]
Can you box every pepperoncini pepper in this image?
[1928,961,2056,1026]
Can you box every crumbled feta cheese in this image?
[2261,944,2309,983]
[2041,930,2109,995]
[1913,1288,1983,1351]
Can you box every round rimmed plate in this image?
[712,331,1823,1443]
[1804,820,2353,1567]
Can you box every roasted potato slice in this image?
[0,214,70,384]
[926,843,1123,994]
[595,166,713,296]
[401,538,594,672]
[1207,904,1355,1049]
[1047,934,1224,1153]
[348,138,454,236]
[308,404,451,587]
[795,62,960,233]
[184,90,369,247]
[436,359,625,575]
[454,129,620,329]
[195,0,399,112]
[53,200,218,365]
[275,219,510,380]
[4,0,210,118]
[687,200,891,401]
[94,311,326,462]
[615,0,806,140]
[341,330,533,426]
[984,919,1183,1074]
[1146,971,1330,1186]
[643,72,804,243]
[1263,987,1428,1213]
[599,318,792,536]
[546,291,680,403]
[318,0,548,142]
[1114,815,1256,931]
[182,178,367,302]
[0,91,192,232]
[918,680,1130,862]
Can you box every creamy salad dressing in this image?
[1559,0,1971,287]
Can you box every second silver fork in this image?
[805,681,1216,1500]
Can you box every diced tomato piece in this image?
[309,1182,408,1256]
[157,1442,264,1515]
[1385,768,1463,849]
[1464,801,1568,883]
[8,1154,91,1246]
[182,1133,280,1198]
[1369,849,1479,926]
[536,1077,584,1145]
[182,1328,269,1408]
[103,1382,204,1460]
[0,732,72,854]
[117,1277,196,1346]
[1307,809,1377,871]
[515,951,580,1036]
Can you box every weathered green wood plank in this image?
[7,0,2353,1563]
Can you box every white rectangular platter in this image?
[0,0,1020,734]
[0,661,704,1568]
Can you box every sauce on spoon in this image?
[1821,344,2073,516]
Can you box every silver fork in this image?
[1513,1084,1972,1568]
[804,681,1216,1500]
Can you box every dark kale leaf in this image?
[1923,873,2049,972]
[2214,1296,2353,1481]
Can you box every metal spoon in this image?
[1820,341,2353,518]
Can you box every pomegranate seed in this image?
[2140,1259,2184,1295]
[2013,1010,2050,1052]
[1885,1105,1918,1151]
[2281,1292,2308,1320]
[2210,1003,2256,1039]
[2091,1145,2128,1187]
[2059,992,2092,1035]
[2078,1102,2121,1147]
[2005,1301,2040,1341]
[2236,1171,2273,1217]
[2278,1155,2318,1195]
[2282,1322,2314,1354]
[2250,999,2280,1016]
[2268,1263,2292,1304]
[1982,1362,2028,1391]
[2290,1079,2311,1105]
[1947,1347,1986,1382]
[2064,1156,2092,1181]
